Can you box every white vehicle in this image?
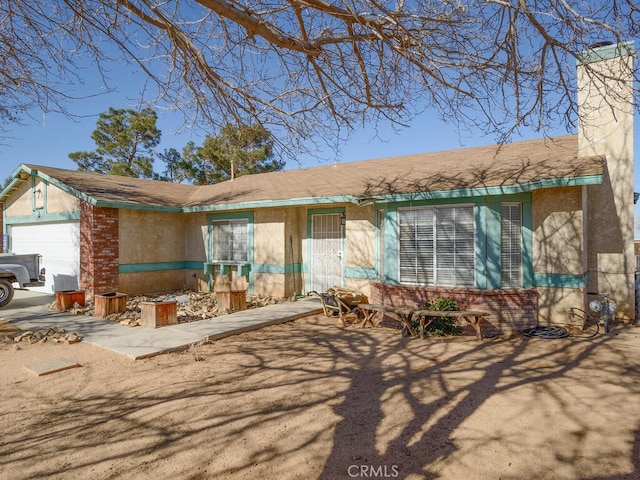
[0,253,46,307]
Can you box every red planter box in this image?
[94,292,127,318]
[216,290,247,311]
[55,290,86,311]
[140,301,177,328]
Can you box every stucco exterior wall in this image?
[118,209,189,293]
[4,180,35,217]
[45,183,79,214]
[4,179,78,217]
[537,287,583,326]
[250,207,306,297]
[184,213,208,260]
[531,187,584,323]
[578,43,635,320]
[532,187,584,275]
[183,212,208,292]
[253,208,286,297]
[345,204,375,270]
[119,210,186,264]
[251,272,284,297]
[119,270,191,295]
[254,208,286,265]
[344,204,375,297]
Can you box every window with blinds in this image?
[210,219,249,262]
[500,203,522,288]
[398,206,475,286]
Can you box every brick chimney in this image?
[577,41,635,319]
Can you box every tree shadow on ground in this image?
[1,317,639,480]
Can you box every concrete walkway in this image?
[1,290,323,359]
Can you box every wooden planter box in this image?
[216,290,247,311]
[55,290,86,311]
[140,301,177,328]
[94,292,127,318]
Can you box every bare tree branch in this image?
[0,0,638,158]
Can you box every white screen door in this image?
[311,213,344,292]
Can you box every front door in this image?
[310,213,344,292]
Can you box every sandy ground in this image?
[1,314,640,480]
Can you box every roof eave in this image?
[182,173,604,212]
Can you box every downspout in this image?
[582,184,589,310]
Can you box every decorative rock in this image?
[66,334,81,343]
[11,328,82,346]
[44,289,297,328]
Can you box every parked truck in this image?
[0,253,46,307]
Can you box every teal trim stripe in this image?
[521,200,534,288]
[378,175,602,204]
[481,201,502,290]
[533,273,585,288]
[577,41,635,65]
[94,202,182,212]
[345,267,377,279]
[383,208,399,283]
[185,176,602,212]
[0,178,22,201]
[184,261,205,270]
[188,196,357,213]
[308,207,345,215]
[119,261,205,274]
[4,211,81,225]
[252,263,303,274]
[207,211,255,221]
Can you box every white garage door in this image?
[10,222,80,294]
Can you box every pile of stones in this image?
[49,290,295,327]
[13,327,82,346]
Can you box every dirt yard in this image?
[1,314,640,480]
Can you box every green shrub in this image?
[413,297,463,337]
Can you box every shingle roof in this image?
[15,134,604,210]
[21,165,195,209]
[186,134,603,207]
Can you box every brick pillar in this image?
[79,203,119,301]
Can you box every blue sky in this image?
[3,90,630,175]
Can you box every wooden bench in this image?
[358,304,490,340]
[358,304,419,336]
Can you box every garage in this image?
[9,222,80,294]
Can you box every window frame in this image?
[209,217,249,264]
[500,202,523,288]
[397,204,476,287]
